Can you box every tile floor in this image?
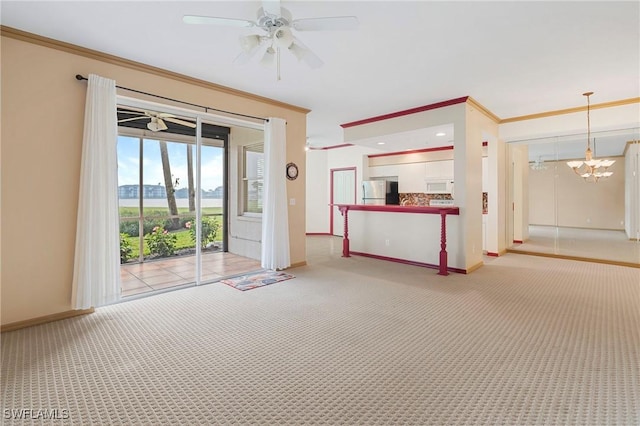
[120,251,262,297]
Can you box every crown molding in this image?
[0,26,311,114]
[466,96,500,123]
[500,97,640,124]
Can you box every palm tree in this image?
[187,145,195,212]
[159,141,180,228]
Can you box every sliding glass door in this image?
[117,107,230,296]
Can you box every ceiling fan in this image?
[117,109,197,132]
[183,0,359,79]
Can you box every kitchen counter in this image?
[331,204,460,275]
[333,204,459,215]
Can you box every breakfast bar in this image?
[333,204,461,275]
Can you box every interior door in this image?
[331,168,357,236]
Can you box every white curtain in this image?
[261,118,291,270]
[71,74,120,309]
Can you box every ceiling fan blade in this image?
[292,16,359,31]
[289,37,324,69]
[233,45,263,66]
[261,0,281,18]
[118,116,148,123]
[163,117,197,128]
[300,49,324,69]
[183,15,255,27]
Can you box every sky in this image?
[117,136,224,192]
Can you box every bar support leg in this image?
[340,207,350,257]
[438,212,449,276]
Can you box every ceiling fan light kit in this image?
[183,0,358,80]
[147,117,168,132]
[260,47,276,67]
[239,34,263,52]
[273,27,294,49]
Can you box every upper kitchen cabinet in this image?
[398,163,428,193]
[425,160,454,179]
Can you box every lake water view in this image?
[119,199,223,208]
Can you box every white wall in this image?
[306,149,329,233]
[625,143,640,239]
[304,145,385,234]
[528,157,625,230]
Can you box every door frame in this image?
[329,167,357,235]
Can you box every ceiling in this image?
[2,1,639,154]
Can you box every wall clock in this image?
[286,162,299,180]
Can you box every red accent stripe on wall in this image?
[340,96,469,128]
[486,252,500,257]
[367,141,488,159]
[368,145,455,158]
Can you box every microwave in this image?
[425,179,454,194]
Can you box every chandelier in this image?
[530,156,548,171]
[566,92,615,182]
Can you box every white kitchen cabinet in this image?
[425,160,454,179]
[368,165,399,179]
[398,163,427,193]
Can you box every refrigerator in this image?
[362,180,397,205]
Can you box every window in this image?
[243,143,264,214]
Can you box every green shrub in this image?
[185,217,220,249]
[120,233,133,263]
[145,226,178,257]
[120,221,139,237]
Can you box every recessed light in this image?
[377,142,385,145]
[436,132,446,137]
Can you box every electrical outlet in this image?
[385,239,390,246]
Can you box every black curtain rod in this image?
[75,74,268,122]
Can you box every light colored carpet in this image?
[2,237,639,425]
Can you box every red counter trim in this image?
[350,251,466,274]
[335,204,459,215]
[341,96,469,128]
